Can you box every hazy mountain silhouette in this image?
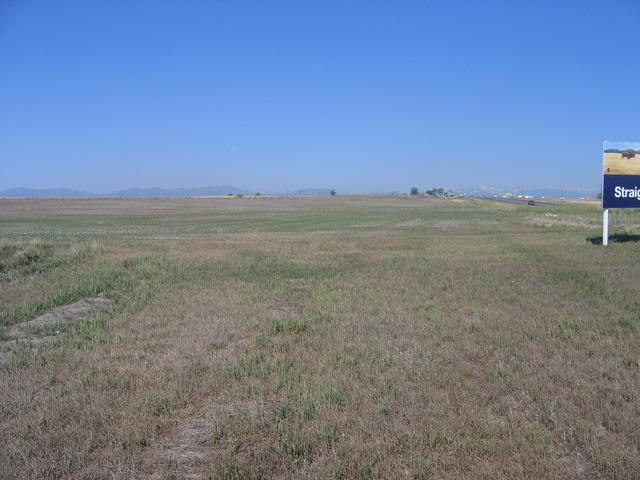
[0,185,598,199]
[109,186,249,197]
[290,188,333,196]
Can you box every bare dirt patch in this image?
[2,295,112,353]
[150,401,275,479]
[394,219,424,228]
[269,305,298,320]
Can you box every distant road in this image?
[474,197,563,207]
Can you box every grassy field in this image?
[604,152,640,175]
[1,196,640,479]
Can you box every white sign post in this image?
[603,209,609,246]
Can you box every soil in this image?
[0,295,112,357]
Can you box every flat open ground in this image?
[1,196,640,479]
[604,152,640,175]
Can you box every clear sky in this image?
[1,0,639,194]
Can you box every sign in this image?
[603,141,640,208]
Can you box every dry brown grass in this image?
[1,196,640,479]
[604,152,640,175]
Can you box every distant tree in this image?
[410,187,420,196]
[622,149,636,159]
[255,192,261,196]
[330,189,336,196]
[597,192,602,200]
[425,187,447,196]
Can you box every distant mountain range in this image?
[0,186,335,198]
[289,188,333,196]
[109,186,249,197]
[0,185,599,199]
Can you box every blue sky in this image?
[1,0,639,194]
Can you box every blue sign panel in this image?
[603,175,640,208]
[603,141,640,209]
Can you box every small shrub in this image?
[255,335,273,349]
[135,433,150,447]
[317,379,347,406]
[208,340,227,351]
[210,457,247,480]
[185,359,209,377]
[274,405,287,431]
[269,318,307,335]
[319,420,338,447]
[150,396,175,416]
[299,388,317,421]
[117,433,150,450]
[281,430,311,463]
[224,364,241,379]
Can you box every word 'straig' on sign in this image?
[603,141,640,208]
